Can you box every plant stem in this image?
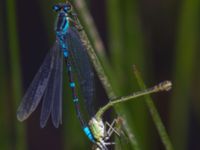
[133,66,174,150]
[5,0,26,150]
[72,0,116,100]
[95,81,172,120]
[72,0,106,58]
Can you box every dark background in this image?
[0,0,200,150]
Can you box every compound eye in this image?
[52,5,61,12]
[63,4,71,12]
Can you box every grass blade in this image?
[134,66,174,150]
[5,0,26,149]
[170,0,200,150]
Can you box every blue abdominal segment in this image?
[64,51,68,57]
[83,126,95,143]
[70,82,75,88]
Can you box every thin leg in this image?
[96,142,108,150]
[67,16,83,31]
[104,142,115,145]
[106,119,117,135]
[104,119,120,141]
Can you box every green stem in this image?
[71,7,116,99]
[95,81,172,120]
[5,0,26,149]
[134,66,174,150]
[170,0,199,150]
[72,0,106,57]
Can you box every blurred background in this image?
[0,0,200,150]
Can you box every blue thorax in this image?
[55,11,69,35]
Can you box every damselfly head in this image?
[53,2,72,13]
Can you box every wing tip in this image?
[16,112,26,122]
[40,117,48,128]
[40,122,46,128]
[52,118,60,128]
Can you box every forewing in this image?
[51,49,63,128]
[65,27,95,116]
[17,45,56,121]
[39,43,63,128]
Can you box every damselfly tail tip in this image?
[158,80,172,91]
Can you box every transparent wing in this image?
[65,27,95,116]
[40,43,63,128]
[51,49,63,128]
[17,44,56,122]
[40,64,56,128]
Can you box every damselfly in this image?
[17,0,99,146]
[17,2,172,150]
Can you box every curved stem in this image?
[95,81,172,120]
